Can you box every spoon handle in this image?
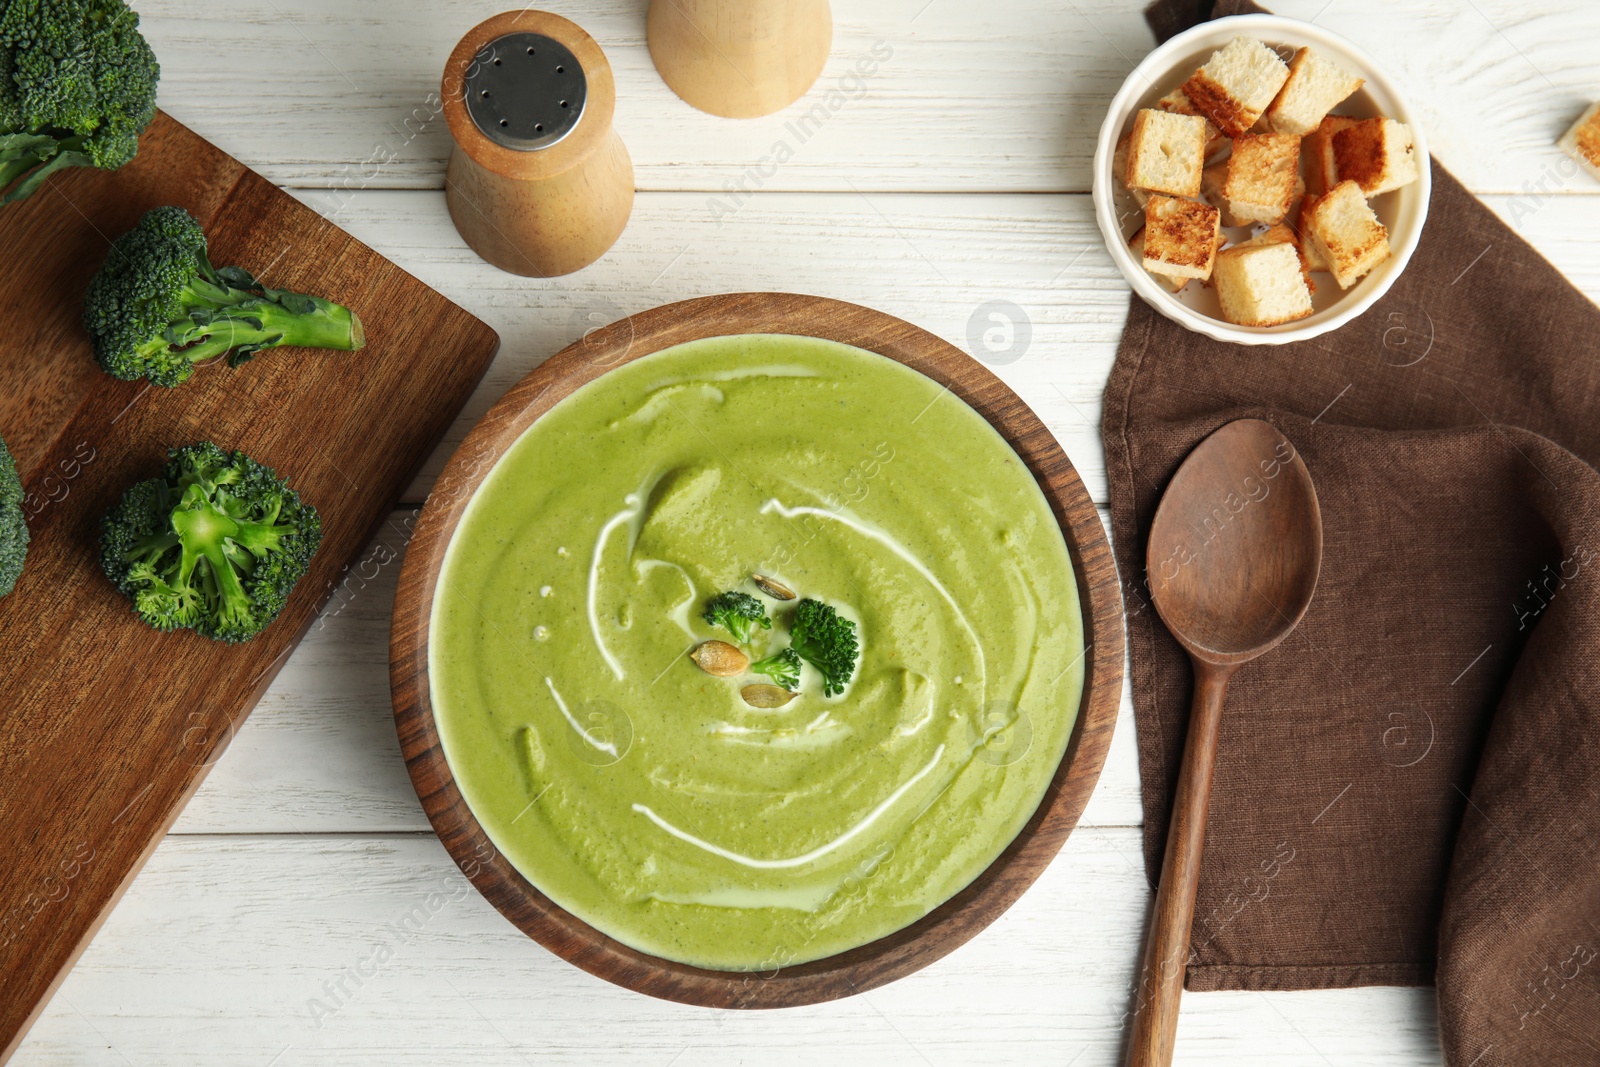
[1125,660,1233,1067]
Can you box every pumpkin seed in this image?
[690,640,749,676]
[752,574,796,600]
[741,684,799,708]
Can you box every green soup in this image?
[429,334,1084,970]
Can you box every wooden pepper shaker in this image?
[442,10,633,277]
[647,0,833,119]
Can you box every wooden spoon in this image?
[1125,419,1323,1067]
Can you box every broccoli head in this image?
[702,590,771,644]
[0,433,28,597]
[100,441,321,643]
[749,647,801,691]
[0,0,160,203]
[83,206,365,387]
[790,598,859,697]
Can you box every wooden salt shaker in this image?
[442,10,633,277]
[647,0,833,119]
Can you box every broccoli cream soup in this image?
[429,334,1084,969]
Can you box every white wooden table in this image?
[16,1,1598,1063]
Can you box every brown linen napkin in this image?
[1105,2,1600,1062]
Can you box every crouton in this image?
[1126,108,1207,197]
[1265,47,1364,135]
[1203,132,1302,225]
[1331,117,1419,195]
[1129,228,1189,293]
[1294,193,1331,273]
[1201,163,1303,231]
[1114,133,1152,208]
[1213,241,1314,326]
[1142,195,1221,280]
[1242,223,1300,247]
[1200,162,1243,227]
[1304,115,1358,195]
[1198,229,1230,289]
[1182,35,1291,138]
[1155,87,1229,158]
[1557,101,1600,182]
[1303,180,1389,288]
[1286,173,1307,224]
[1242,222,1316,295]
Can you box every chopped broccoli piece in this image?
[99,441,321,643]
[83,206,365,387]
[0,0,160,203]
[790,598,859,697]
[749,647,802,691]
[0,433,27,597]
[702,590,771,644]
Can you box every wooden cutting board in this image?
[0,111,499,1058]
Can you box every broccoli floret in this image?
[790,598,859,697]
[702,590,771,644]
[749,647,802,691]
[99,441,321,643]
[0,0,160,203]
[83,206,365,387]
[0,433,28,597]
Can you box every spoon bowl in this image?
[1125,419,1322,1067]
[1148,419,1323,663]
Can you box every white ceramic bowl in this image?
[1092,13,1431,345]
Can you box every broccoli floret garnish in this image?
[790,598,859,697]
[0,434,28,597]
[702,590,771,644]
[99,441,322,643]
[83,206,365,387]
[749,647,802,691]
[0,0,160,203]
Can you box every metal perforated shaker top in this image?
[463,32,587,151]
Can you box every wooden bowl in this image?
[390,292,1124,1007]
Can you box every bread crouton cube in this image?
[1294,193,1331,273]
[1331,117,1419,196]
[1303,180,1389,288]
[1202,162,1304,230]
[1126,109,1207,197]
[1242,223,1300,248]
[1304,115,1358,195]
[1142,195,1221,281]
[1198,229,1229,289]
[1182,35,1291,138]
[1242,223,1316,295]
[1204,132,1303,225]
[1213,242,1314,327]
[1129,228,1190,293]
[1557,101,1600,182]
[1200,162,1242,227]
[1155,87,1230,158]
[1286,173,1307,223]
[1265,47,1364,135]
[1114,133,1152,208]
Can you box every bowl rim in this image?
[1092,12,1433,345]
[389,292,1125,1007]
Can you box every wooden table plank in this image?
[271,188,1600,508]
[127,0,1600,195]
[13,830,1443,1066]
